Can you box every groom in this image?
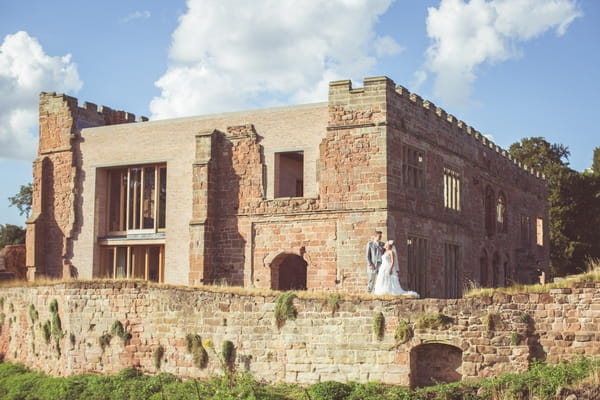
[366,230,383,293]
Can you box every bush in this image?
[274,292,297,328]
[308,381,352,400]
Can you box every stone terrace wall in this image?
[0,282,598,387]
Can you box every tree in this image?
[509,138,600,277]
[509,137,570,173]
[8,183,32,218]
[0,224,26,248]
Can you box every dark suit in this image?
[366,239,383,293]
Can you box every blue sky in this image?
[0,0,597,227]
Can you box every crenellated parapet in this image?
[327,78,545,180]
[394,82,546,180]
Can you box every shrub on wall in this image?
[324,294,341,317]
[222,340,235,371]
[373,312,385,341]
[153,345,165,370]
[110,320,132,344]
[185,333,208,369]
[415,313,453,330]
[483,312,505,331]
[394,319,413,344]
[274,292,297,329]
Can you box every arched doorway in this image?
[410,343,462,388]
[270,253,307,291]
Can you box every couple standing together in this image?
[366,231,419,297]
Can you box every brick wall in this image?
[0,282,598,387]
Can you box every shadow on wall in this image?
[410,343,462,388]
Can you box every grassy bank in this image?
[0,357,598,400]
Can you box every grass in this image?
[0,357,598,400]
[464,257,600,298]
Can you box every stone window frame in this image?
[443,166,461,212]
[402,144,425,189]
[496,191,507,233]
[536,217,544,246]
[273,151,304,198]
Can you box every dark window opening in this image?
[275,151,304,198]
[484,185,495,237]
[444,243,461,298]
[407,236,429,297]
[402,145,425,189]
[410,343,462,388]
[270,253,307,291]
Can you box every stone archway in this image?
[270,253,307,291]
[410,343,462,388]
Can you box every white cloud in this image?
[419,0,582,107]
[150,0,399,119]
[0,31,82,160]
[122,10,151,23]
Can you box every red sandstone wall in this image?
[0,282,598,386]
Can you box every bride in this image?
[374,240,420,297]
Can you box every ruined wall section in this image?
[0,282,599,387]
[27,93,143,280]
[320,77,391,210]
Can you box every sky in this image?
[0,0,598,227]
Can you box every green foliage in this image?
[49,299,58,314]
[274,292,297,328]
[510,137,600,277]
[308,381,352,400]
[0,358,598,400]
[185,333,208,369]
[0,297,4,310]
[41,321,51,344]
[110,320,132,344]
[394,319,413,344]
[28,304,38,323]
[325,294,341,316]
[8,183,32,218]
[519,313,531,323]
[373,312,385,340]
[98,333,112,351]
[415,313,453,330]
[511,332,523,345]
[0,224,26,248]
[483,312,505,331]
[0,313,5,329]
[221,340,235,370]
[153,345,165,370]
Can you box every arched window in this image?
[484,186,495,237]
[270,253,307,291]
[496,192,507,233]
[410,343,462,388]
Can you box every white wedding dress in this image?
[374,248,420,297]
